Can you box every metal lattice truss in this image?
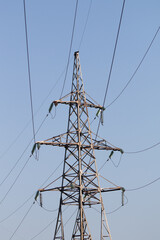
[36,51,124,240]
[37,131,122,151]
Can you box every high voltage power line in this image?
[29,206,71,240]
[60,0,79,98]
[107,26,160,108]
[126,176,160,192]
[0,195,33,224]
[9,202,34,240]
[0,114,48,189]
[23,0,37,158]
[96,0,126,138]
[0,155,31,205]
[0,158,63,223]
[124,140,160,154]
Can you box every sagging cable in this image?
[109,149,124,168]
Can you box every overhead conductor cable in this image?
[96,0,126,137]
[23,0,37,158]
[60,0,79,98]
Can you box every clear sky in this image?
[0,0,160,239]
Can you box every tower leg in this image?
[101,202,112,240]
[53,203,64,240]
[71,208,92,240]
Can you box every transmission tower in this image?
[35,51,124,239]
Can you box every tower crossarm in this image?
[36,132,123,153]
[36,140,122,152]
[36,141,122,152]
[39,186,122,193]
[53,99,104,110]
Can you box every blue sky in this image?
[0,0,160,239]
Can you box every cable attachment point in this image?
[31,142,41,160]
[109,150,114,159]
[48,102,54,113]
[120,149,124,154]
[48,101,57,119]
[96,107,105,125]
[34,190,43,207]
[34,190,40,202]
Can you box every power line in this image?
[0,85,58,161]
[91,194,128,215]
[0,94,56,161]
[110,153,123,168]
[30,217,57,240]
[23,0,37,155]
[0,115,49,203]
[0,155,31,205]
[0,120,30,160]
[106,194,128,215]
[9,202,34,240]
[0,114,48,188]
[64,209,77,226]
[98,152,123,172]
[103,0,126,108]
[107,206,122,215]
[107,26,160,108]
[97,139,160,171]
[126,176,160,192]
[0,158,63,224]
[96,0,126,137]
[0,159,64,239]
[124,141,160,154]
[40,160,63,187]
[78,0,92,49]
[30,206,69,240]
[0,195,33,224]
[98,139,160,171]
[0,140,32,187]
[60,0,79,98]
[98,158,110,172]
[38,204,58,213]
[89,2,125,166]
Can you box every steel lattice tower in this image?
[36,51,124,239]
